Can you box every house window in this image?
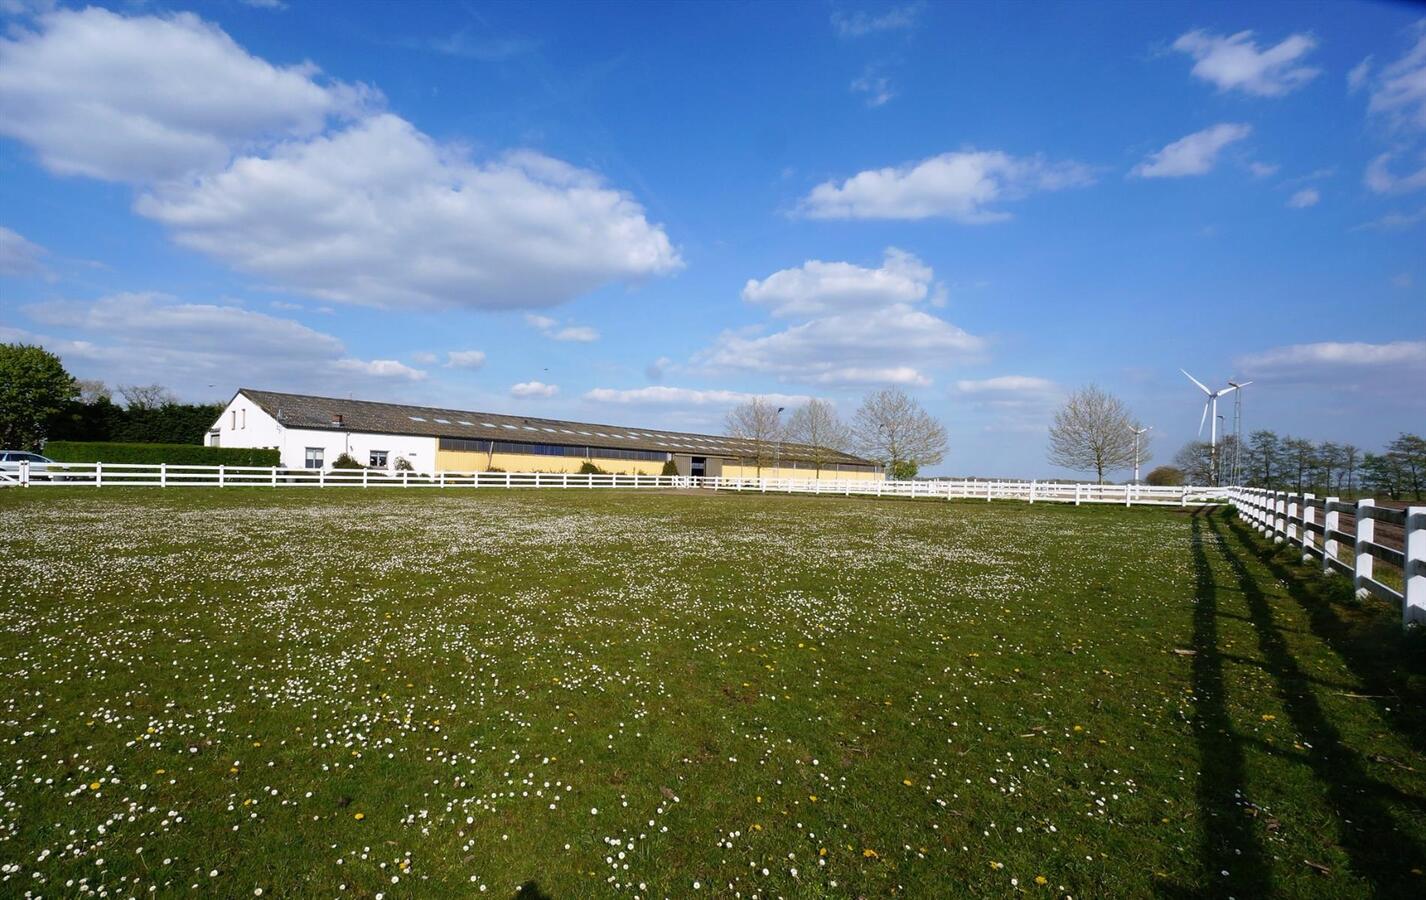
[231,410,237,429]
[305,447,324,469]
[241,408,246,429]
[368,450,388,468]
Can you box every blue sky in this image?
[1,0,1423,478]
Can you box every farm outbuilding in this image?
[207,389,882,479]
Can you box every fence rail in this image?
[4,461,1225,506]
[1228,487,1425,627]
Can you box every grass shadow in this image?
[1156,508,1273,897]
[1222,512,1426,753]
[1208,510,1426,889]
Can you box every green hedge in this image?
[43,441,280,467]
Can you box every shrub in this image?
[890,460,918,480]
[1145,465,1184,486]
[42,441,279,467]
[578,461,607,475]
[393,456,414,472]
[661,458,679,476]
[331,453,364,469]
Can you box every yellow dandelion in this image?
[902,778,914,786]
[88,782,100,790]
[862,848,879,859]
[353,812,365,821]
[1035,875,1048,885]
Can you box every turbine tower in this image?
[1128,424,1152,485]
[1182,370,1251,486]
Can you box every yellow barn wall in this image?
[719,463,883,481]
[436,448,668,476]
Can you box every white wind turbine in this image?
[1182,370,1251,485]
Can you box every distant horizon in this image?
[2,1,1423,478]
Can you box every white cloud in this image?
[511,380,558,398]
[0,225,46,276]
[645,356,673,381]
[524,312,600,342]
[0,8,680,311]
[332,358,425,381]
[1131,123,1251,178]
[831,3,923,38]
[1348,56,1373,93]
[801,149,1094,222]
[1172,29,1319,97]
[697,304,981,386]
[1365,29,1426,130]
[850,71,895,107]
[954,375,1058,394]
[1238,340,1426,374]
[1287,187,1320,208]
[1364,150,1426,194]
[584,386,812,407]
[445,350,487,370]
[136,114,681,309]
[0,7,369,182]
[741,247,934,317]
[15,291,427,396]
[1248,161,1280,178]
[1353,205,1426,231]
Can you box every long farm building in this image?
[208,389,882,479]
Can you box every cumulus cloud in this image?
[135,115,681,309]
[698,251,983,387]
[0,8,681,311]
[444,350,487,370]
[524,313,600,342]
[15,292,427,396]
[0,7,370,182]
[0,225,46,276]
[1131,123,1251,178]
[511,380,559,398]
[1364,29,1426,130]
[1171,29,1319,97]
[741,247,934,317]
[851,71,895,107]
[1287,187,1320,208]
[584,386,813,407]
[831,3,924,38]
[799,150,1095,222]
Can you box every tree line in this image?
[724,387,948,478]
[1172,431,1425,500]
[0,343,221,449]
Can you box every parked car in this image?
[0,450,62,481]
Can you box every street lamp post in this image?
[1128,424,1152,485]
[773,407,785,476]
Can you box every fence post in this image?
[1354,499,1374,600]
[160,462,167,488]
[506,472,512,489]
[1406,507,1425,626]
[18,460,28,487]
[1125,484,1132,508]
[1300,494,1315,562]
[563,473,569,489]
[986,480,992,502]
[271,466,278,487]
[318,467,324,488]
[1286,494,1298,545]
[403,470,409,488]
[440,471,446,489]
[1270,492,1283,543]
[1075,484,1081,506]
[219,464,226,488]
[96,461,103,488]
[1029,480,1036,504]
[1322,497,1339,574]
[363,468,369,488]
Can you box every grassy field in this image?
[1,488,1424,898]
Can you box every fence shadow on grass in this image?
[1208,510,1426,890]
[1156,509,1273,898]
[1222,512,1426,754]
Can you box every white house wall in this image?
[206,395,438,473]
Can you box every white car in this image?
[0,450,62,481]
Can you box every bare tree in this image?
[1046,385,1138,484]
[118,383,176,410]
[784,399,851,476]
[75,379,111,404]
[851,387,947,478]
[724,397,786,475]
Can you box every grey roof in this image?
[237,389,874,466]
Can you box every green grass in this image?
[1,488,1424,898]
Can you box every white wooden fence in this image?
[1228,487,1426,627]
[3,461,1224,506]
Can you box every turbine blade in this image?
[1181,368,1211,394]
[1198,402,1209,436]
[1237,381,1253,389]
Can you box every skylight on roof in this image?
[482,423,496,428]
[409,416,426,422]
[458,421,474,426]
[501,424,517,429]
[435,418,450,424]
